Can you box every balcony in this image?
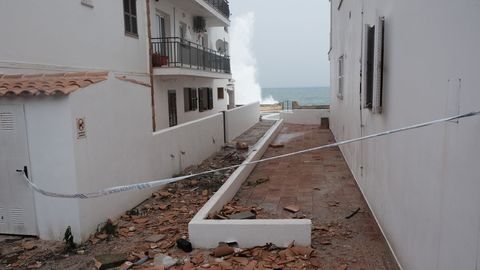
[203,0,230,19]
[152,37,231,79]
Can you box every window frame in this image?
[123,0,138,37]
[337,55,344,99]
[217,87,225,100]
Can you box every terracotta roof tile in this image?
[0,71,108,97]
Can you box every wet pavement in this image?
[234,124,400,270]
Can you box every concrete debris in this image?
[93,253,128,270]
[227,211,256,220]
[21,242,36,251]
[235,141,249,150]
[284,205,301,213]
[153,253,178,268]
[269,143,285,148]
[145,234,166,243]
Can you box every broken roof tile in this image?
[0,71,108,97]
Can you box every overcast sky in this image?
[230,0,331,88]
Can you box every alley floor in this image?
[233,124,400,270]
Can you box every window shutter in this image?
[364,25,375,109]
[184,88,190,112]
[198,88,205,112]
[207,88,213,110]
[373,16,385,114]
[191,88,198,111]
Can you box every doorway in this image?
[168,90,178,127]
[0,105,37,236]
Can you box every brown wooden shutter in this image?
[198,88,205,112]
[191,88,198,111]
[207,88,213,110]
[184,88,191,112]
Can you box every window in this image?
[364,25,375,109]
[198,88,213,112]
[184,88,198,112]
[337,56,344,99]
[217,88,224,100]
[123,0,138,36]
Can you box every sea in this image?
[261,86,331,106]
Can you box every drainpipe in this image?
[146,0,156,131]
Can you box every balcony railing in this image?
[152,37,231,74]
[204,0,230,19]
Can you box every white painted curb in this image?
[189,119,312,248]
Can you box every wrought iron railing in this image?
[152,37,231,74]
[204,0,230,19]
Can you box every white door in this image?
[0,105,37,236]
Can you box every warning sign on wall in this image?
[76,118,87,139]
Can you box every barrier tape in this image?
[18,110,480,199]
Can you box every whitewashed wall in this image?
[224,102,260,142]
[0,0,149,76]
[329,0,480,269]
[280,109,330,125]
[152,114,224,173]
[69,77,156,241]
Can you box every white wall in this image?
[152,113,224,173]
[0,97,81,241]
[280,109,330,125]
[0,0,149,75]
[329,0,480,269]
[69,77,155,241]
[153,77,229,130]
[224,102,260,142]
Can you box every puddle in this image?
[273,132,306,144]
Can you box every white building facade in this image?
[329,0,480,269]
[0,0,245,242]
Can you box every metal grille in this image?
[10,208,25,226]
[0,112,14,131]
[0,207,6,225]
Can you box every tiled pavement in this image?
[235,124,400,270]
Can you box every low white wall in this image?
[189,120,312,248]
[152,113,224,173]
[224,102,260,142]
[280,109,330,125]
